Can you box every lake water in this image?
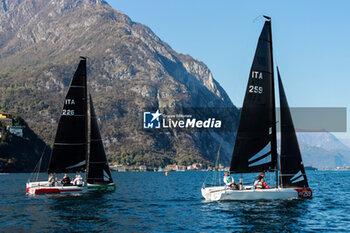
[0,171,349,232]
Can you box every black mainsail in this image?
[230,19,277,173]
[86,95,113,184]
[278,68,309,188]
[48,57,88,173]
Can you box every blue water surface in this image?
[0,171,349,232]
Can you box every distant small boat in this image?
[305,166,318,171]
[26,57,116,195]
[201,17,312,201]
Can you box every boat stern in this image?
[295,187,312,199]
[87,183,116,193]
[201,186,226,201]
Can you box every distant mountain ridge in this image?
[1,0,348,170]
[0,0,238,166]
[296,132,350,169]
[297,132,350,152]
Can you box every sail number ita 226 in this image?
[249,71,263,94]
[62,98,75,115]
[62,109,74,116]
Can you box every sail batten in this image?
[230,20,277,173]
[278,68,309,188]
[48,58,88,173]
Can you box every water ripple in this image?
[0,171,349,232]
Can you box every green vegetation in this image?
[0,115,50,173]
[110,151,174,167]
[0,0,237,170]
[109,151,212,168]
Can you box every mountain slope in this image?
[297,132,350,152]
[0,0,238,166]
[297,132,350,169]
[0,115,49,172]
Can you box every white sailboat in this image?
[26,57,116,195]
[201,17,312,201]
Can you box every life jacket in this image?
[254,176,270,189]
[262,181,270,189]
[73,177,83,185]
[62,177,71,185]
[254,179,263,189]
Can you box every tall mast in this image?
[264,16,278,188]
[264,16,278,187]
[81,56,88,171]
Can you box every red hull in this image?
[295,188,312,199]
[26,187,83,195]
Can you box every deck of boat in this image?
[201,185,311,201]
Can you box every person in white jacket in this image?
[223,172,235,188]
[72,174,84,186]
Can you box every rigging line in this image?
[212,140,222,186]
[30,145,47,182]
[252,15,265,24]
[35,155,42,182]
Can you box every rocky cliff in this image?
[0,0,238,166]
[0,115,49,172]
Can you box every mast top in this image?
[263,15,271,21]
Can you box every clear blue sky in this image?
[107,0,350,138]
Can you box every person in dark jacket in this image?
[61,174,71,186]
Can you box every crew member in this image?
[223,171,236,189]
[254,172,270,189]
[61,174,71,186]
[72,174,83,186]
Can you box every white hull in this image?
[201,186,312,201]
[26,181,116,195]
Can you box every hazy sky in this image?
[107,0,350,138]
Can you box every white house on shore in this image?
[8,126,23,137]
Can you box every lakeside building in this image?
[110,165,128,172]
[8,126,23,137]
[139,165,147,171]
[166,165,178,171]
[109,163,218,172]
[0,113,13,127]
